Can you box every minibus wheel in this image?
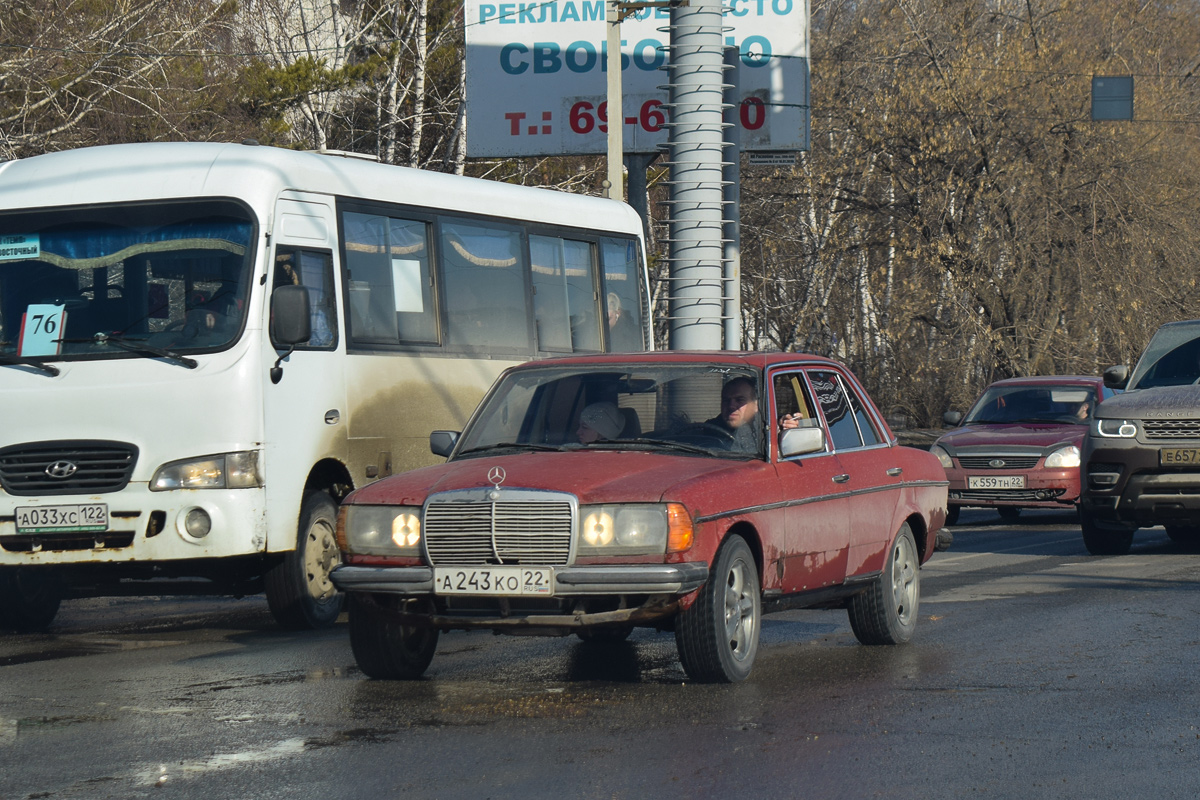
[0,566,62,632]
[265,490,344,629]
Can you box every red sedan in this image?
[932,376,1115,524]
[331,352,949,683]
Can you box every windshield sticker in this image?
[0,233,40,261]
[18,304,66,357]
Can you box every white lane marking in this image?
[135,738,307,786]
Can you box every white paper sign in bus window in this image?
[0,233,40,261]
[392,259,425,313]
[19,304,66,357]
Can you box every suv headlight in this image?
[929,444,954,470]
[150,451,261,490]
[1095,419,1138,438]
[1045,445,1081,468]
[578,503,693,555]
[336,505,422,556]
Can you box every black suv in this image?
[1081,319,1200,554]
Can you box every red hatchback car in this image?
[331,352,949,683]
[932,376,1115,525]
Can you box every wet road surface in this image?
[2,507,1199,799]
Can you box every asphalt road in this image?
[2,507,1199,800]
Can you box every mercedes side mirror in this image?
[780,426,826,458]
[429,431,460,458]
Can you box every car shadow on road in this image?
[941,511,1200,558]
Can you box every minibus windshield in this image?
[0,199,255,362]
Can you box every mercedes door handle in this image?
[887,467,903,477]
[833,474,851,484]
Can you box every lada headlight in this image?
[929,445,954,470]
[336,505,422,556]
[150,451,262,490]
[1095,419,1138,438]
[1044,445,1081,468]
[578,502,694,555]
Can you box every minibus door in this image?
[262,195,348,554]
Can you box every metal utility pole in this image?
[605,1,624,200]
[722,46,741,350]
[663,0,727,350]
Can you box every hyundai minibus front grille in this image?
[0,441,138,496]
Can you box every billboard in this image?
[464,0,810,157]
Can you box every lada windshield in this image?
[455,363,765,459]
[1126,320,1200,390]
[0,200,255,363]
[964,384,1093,425]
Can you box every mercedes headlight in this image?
[335,505,422,556]
[1095,419,1138,438]
[1044,445,1081,468]
[150,451,262,490]
[578,503,693,556]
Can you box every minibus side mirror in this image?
[270,285,312,346]
[269,285,312,384]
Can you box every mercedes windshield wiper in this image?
[76,333,198,369]
[457,442,566,456]
[0,352,60,376]
[611,438,728,456]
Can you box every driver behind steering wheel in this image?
[705,376,761,453]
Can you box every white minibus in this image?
[0,142,650,631]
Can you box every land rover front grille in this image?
[0,441,138,496]
[1143,420,1200,439]
[957,455,1041,469]
[424,496,574,566]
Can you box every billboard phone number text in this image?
[504,97,768,137]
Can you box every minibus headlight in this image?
[150,451,262,491]
[338,505,422,556]
[578,504,687,556]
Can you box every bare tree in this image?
[739,0,1200,423]
[0,0,242,159]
